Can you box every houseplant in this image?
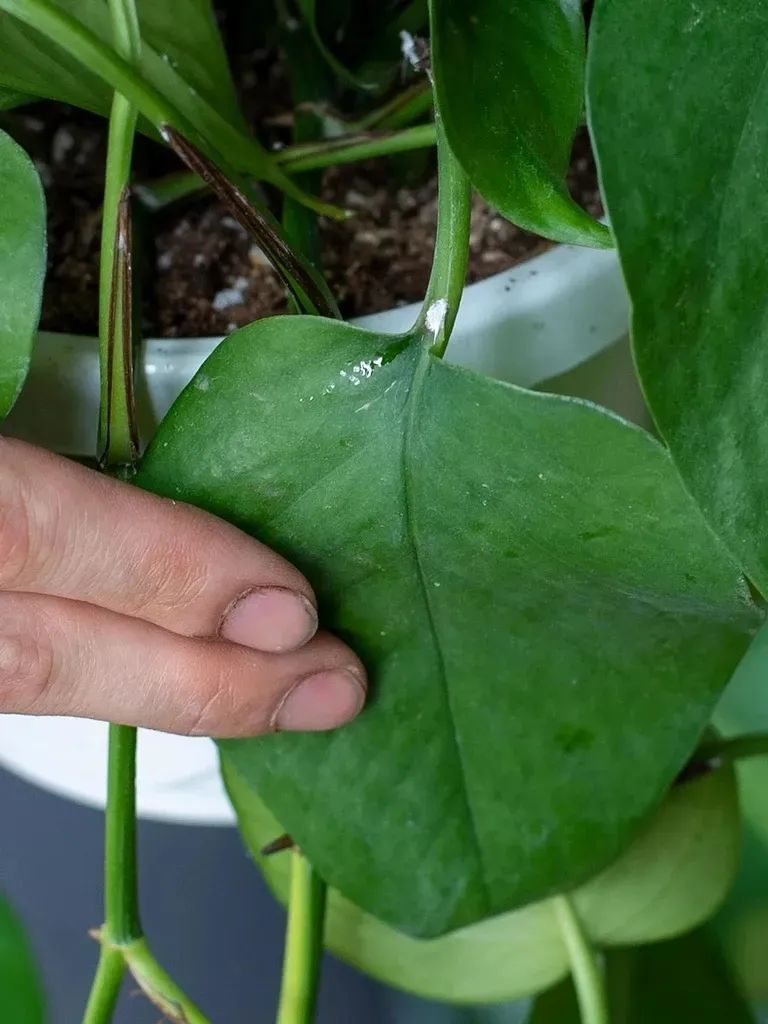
[1,0,768,1021]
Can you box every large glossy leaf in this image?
[529,930,756,1023]
[0,129,45,418]
[0,894,47,1024]
[587,0,768,595]
[137,317,759,936]
[430,0,609,248]
[224,758,739,1002]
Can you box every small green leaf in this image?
[529,930,756,1023]
[0,0,318,208]
[587,0,768,595]
[430,0,609,248]
[0,894,47,1024]
[224,761,738,1002]
[138,316,757,936]
[0,0,240,122]
[0,129,45,418]
[136,0,245,129]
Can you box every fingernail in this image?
[220,587,318,652]
[273,669,366,732]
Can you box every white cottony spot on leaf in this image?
[425,298,448,338]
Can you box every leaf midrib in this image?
[400,346,492,919]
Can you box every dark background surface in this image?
[0,766,480,1024]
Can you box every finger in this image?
[0,438,318,653]
[0,592,367,737]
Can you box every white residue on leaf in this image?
[425,298,448,338]
[195,375,211,391]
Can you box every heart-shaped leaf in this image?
[224,757,739,1002]
[430,0,610,248]
[0,129,45,418]
[137,317,758,936]
[0,895,47,1024]
[587,0,768,594]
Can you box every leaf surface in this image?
[430,0,609,247]
[0,129,45,418]
[0,895,47,1024]
[137,317,758,936]
[588,0,768,594]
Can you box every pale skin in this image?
[0,438,367,736]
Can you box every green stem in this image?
[97,0,140,463]
[553,895,609,1024]
[101,0,141,946]
[276,853,327,1024]
[279,122,436,173]
[104,724,140,943]
[695,732,768,764]
[122,939,211,1024]
[81,946,125,1024]
[411,116,471,356]
[83,10,141,1023]
[353,80,433,131]
[279,0,331,274]
[138,122,439,212]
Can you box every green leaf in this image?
[137,317,758,937]
[224,757,740,1002]
[529,930,755,1023]
[0,0,240,122]
[0,0,316,207]
[136,0,244,129]
[430,0,609,248]
[0,894,47,1024]
[587,0,768,595]
[0,87,30,108]
[0,129,45,418]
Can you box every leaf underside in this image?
[223,757,739,1002]
[137,317,758,937]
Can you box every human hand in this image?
[0,439,366,737]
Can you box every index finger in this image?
[0,438,319,653]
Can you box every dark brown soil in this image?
[2,95,601,339]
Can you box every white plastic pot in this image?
[0,244,629,825]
